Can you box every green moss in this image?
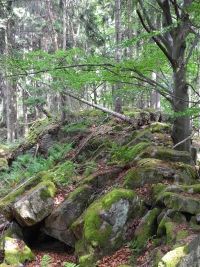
[79,251,94,267]
[83,200,112,247]
[158,192,200,214]
[158,246,186,267]
[176,163,196,180]
[123,166,163,189]
[26,118,50,144]
[176,231,188,241]
[79,189,136,247]
[101,189,136,211]
[0,187,24,207]
[68,185,88,200]
[150,122,170,133]
[157,218,170,237]
[134,208,161,248]
[165,222,176,245]
[0,172,55,208]
[4,237,35,265]
[74,239,85,256]
[151,185,168,203]
[37,181,57,200]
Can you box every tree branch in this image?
[186,34,200,65]
[172,133,194,149]
[137,10,176,69]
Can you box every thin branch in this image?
[186,34,200,65]
[137,9,175,68]
[146,1,162,13]
[172,133,194,149]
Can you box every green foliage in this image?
[61,118,94,133]
[51,160,77,186]
[48,143,72,161]
[108,141,148,164]
[83,161,97,176]
[126,239,141,253]
[0,142,73,195]
[41,254,52,267]
[62,262,79,267]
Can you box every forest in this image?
[0,0,200,267]
[0,0,199,150]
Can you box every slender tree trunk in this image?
[150,73,160,109]
[46,0,59,50]
[62,0,67,50]
[22,88,28,136]
[114,0,122,113]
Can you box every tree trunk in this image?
[22,88,28,136]
[150,73,160,109]
[62,0,67,50]
[114,0,122,113]
[138,0,195,152]
[46,0,59,50]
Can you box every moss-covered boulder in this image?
[72,188,148,267]
[177,235,200,267]
[134,208,161,248]
[156,192,200,215]
[43,184,95,247]
[0,171,55,221]
[3,222,34,266]
[13,181,56,227]
[139,146,194,166]
[158,245,186,267]
[123,159,197,190]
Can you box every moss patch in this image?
[134,208,161,248]
[149,122,170,133]
[72,189,139,266]
[158,246,186,267]
[4,237,35,265]
[165,222,176,245]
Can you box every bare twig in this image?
[172,133,194,149]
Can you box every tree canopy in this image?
[0,0,200,151]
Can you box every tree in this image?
[136,0,199,151]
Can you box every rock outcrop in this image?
[0,110,200,267]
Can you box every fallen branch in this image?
[62,90,137,125]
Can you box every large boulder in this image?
[138,146,195,165]
[43,184,95,247]
[157,192,200,215]
[123,159,197,190]
[1,221,34,267]
[0,173,56,223]
[71,188,148,267]
[13,181,56,227]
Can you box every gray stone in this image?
[13,185,54,227]
[43,185,94,247]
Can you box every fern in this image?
[41,254,52,267]
[62,262,79,267]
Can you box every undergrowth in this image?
[0,142,74,196]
